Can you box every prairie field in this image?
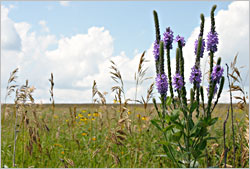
[1,2,249,168]
[1,103,249,168]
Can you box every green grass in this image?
[1,103,249,168]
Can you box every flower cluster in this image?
[194,38,205,58]
[189,66,202,87]
[211,65,224,83]
[207,65,223,97]
[207,84,218,97]
[153,40,160,60]
[175,35,186,47]
[163,27,174,49]
[173,73,184,91]
[206,31,219,52]
[156,73,168,95]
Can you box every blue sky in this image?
[1,1,248,103]
[2,1,231,57]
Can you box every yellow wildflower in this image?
[137,114,141,118]
[142,116,146,120]
[66,119,69,122]
[82,110,87,113]
[76,116,78,119]
[121,151,124,155]
[88,113,91,117]
[54,115,58,119]
[113,99,117,104]
[93,112,99,117]
[82,133,87,136]
[127,111,131,115]
[78,114,83,118]
[61,151,64,155]
[92,137,96,141]
[91,117,95,121]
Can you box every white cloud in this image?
[1,6,21,51]
[59,1,70,7]
[39,20,50,33]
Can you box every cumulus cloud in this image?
[39,20,50,33]
[1,2,249,104]
[59,1,70,7]
[1,6,21,51]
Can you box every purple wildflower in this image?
[211,65,224,83]
[175,35,186,47]
[173,73,184,91]
[153,40,160,61]
[207,31,219,52]
[156,73,168,95]
[189,66,202,87]
[207,84,218,98]
[163,27,174,49]
[194,38,205,58]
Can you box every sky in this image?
[1,1,249,104]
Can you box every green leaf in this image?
[190,127,201,137]
[170,109,181,122]
[172,131,182,142]
[197,139,207,150]
[188,117,194,130]
[172,121,184,131]
[166,96,172,106]
[159,141,170,146]
[163,145,176,162]
[165,114,171,123]
[204,137,217,141]
[163,124,175,133]
[190,101,198,113]
[208,117,218,126]
[151,120,162,131]
[191,148,202,159]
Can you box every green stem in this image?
[179,45,187,107]
[166,48,175,108]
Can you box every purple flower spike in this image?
[173,73,184,91]
[211,65,224,83]
[190,66,202,87]
[163,27,174,49]
[153,40,160,61]
[156,73,168,95]
[207,31,219,52]
[194,38,205,58]
[175,35,186,47]
[207,84,218,98]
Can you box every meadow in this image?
[1,102,249,168]
[1,5,249,168]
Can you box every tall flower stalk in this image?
[190,14,205,117]
[164,27,175,108]
[153,10,161,75]
[175,35,187,108]
[206,5,219,116]
[151,5,225,168]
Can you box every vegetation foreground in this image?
[1,104,249,168]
